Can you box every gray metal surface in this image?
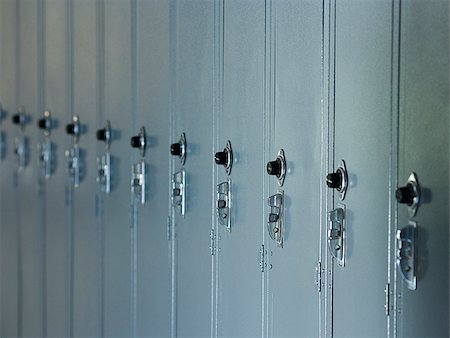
[396,1,449,336]
[215,1,265,337]
[331,1,393,336]
[267,1,323,337]
[171,1,215,337]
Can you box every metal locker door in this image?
[395,1,449,336]
[16,1,44,336]
[71,1,101,335]
[101,0,133,336]
[0,1,20,335]
[171,1,215,336]
[135,1,171,336]
[43,0,71,335]
[214,1,265,337]
[265,2,323,337]
[328,1,393,336]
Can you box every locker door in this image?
[215,1,265,337]
[43,0,71,335]
[102,0,133,336]
[395,1,449,336]
[136,0,171,336]
[0,1,20,335]
[266,2,323,337]
[330,1,393,336]
[71,1,101,335]
[17,1,44,336]
[171,1,215,336]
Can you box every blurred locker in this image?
[327,0,393,336]
[43,0,71,335]
[170,1,215,337]
[213,1,265,337]
[265,1,324,337]
[100,0,133,336]
[71,0,101,336]
[0,0,20,336]
[395,1,449,336]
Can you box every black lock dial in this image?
[12,113,26,125]
[171,143,182,156]
[215,151,228,166]
[66,123,76,135]
[395,184,415,206]
[130,136,141,148]
[326,172,342,190]
[267,159,282,177]
[97,128,107,141]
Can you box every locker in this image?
[71,1,101,336]
[266,1,323,337]
[102,0,133,336]
[135,0,171,336]
[395,1,449,336]
[328,0,393,336]
[43,1,71,335]
[171,1,215,336]
[213,1,265,337]
[15,0,44,336]
[0,2,20,336]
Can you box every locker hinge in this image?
[259,245,267,273]
[315,262,322,292]
[384,283,391,316]
[209,229,216,256]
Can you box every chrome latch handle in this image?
[328,206,345,266]
[267,191,284,247]
[65,146,81,188]
[131,160,146,205]
[172,169,186,216]
[217,179,231,231]
[396,221,417,290]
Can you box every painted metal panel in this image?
[396,1,449,336]
[17,1,44,336]
[136,0,171,336]
[331,1,392,336]
[102,0,133,336]
[172,1,215,336]
[71,1,101,336]
[267,1,323,337]
[43,0,71,335]
[215,1,265,337]
[0,1,20,336]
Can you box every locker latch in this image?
[37,111,55,179]
[130,126,147,204]
[328,206,345,267]
[326,159,348,200]
[215,140,233,175]
[65,115,83,187]
[396,172,420,217]
[267,191,284,247]
[396,221,417,290]
[170,132,187,165]
[267,149,286,187]
[12,110,30,171]
[217,179,231,232]
[96,121,112,194]
[172,169,186,216]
